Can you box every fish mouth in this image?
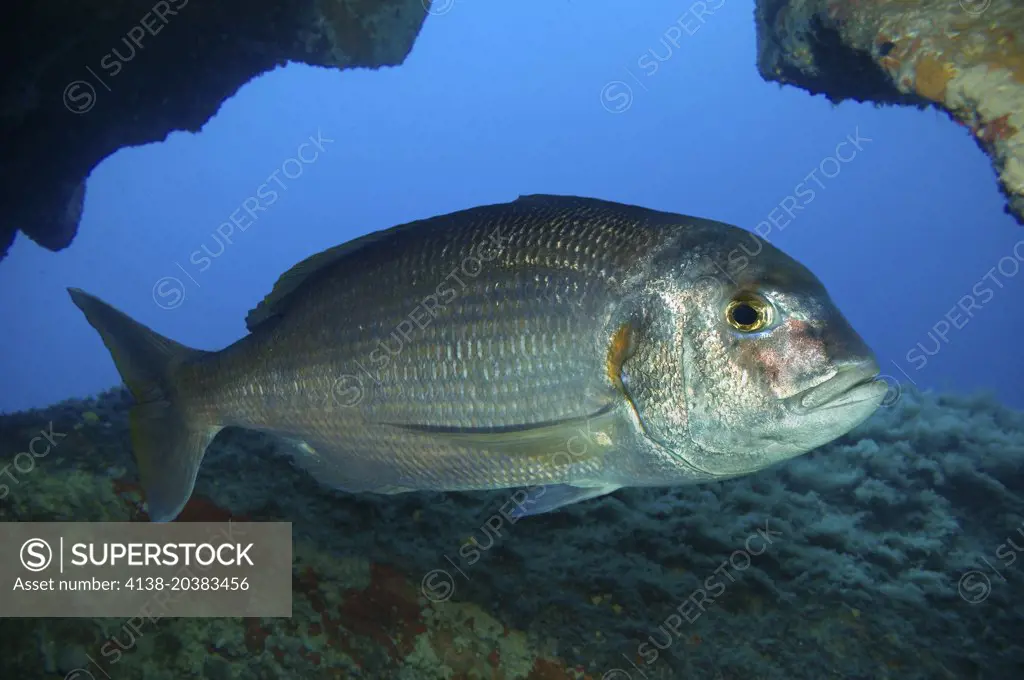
[794,359,885,412]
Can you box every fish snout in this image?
[795,359,884,412]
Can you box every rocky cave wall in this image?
[756,0,1024,225]
[0,0,430,262]
[2,0,1021,264]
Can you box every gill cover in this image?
[616,290,708,474]
[617,277,787,480]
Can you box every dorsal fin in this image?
[245,194,569,332]
[244,219,422,332]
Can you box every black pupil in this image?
[732,303,759,327]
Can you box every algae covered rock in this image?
[1,386,1023,678]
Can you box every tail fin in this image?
[68,288,220,522]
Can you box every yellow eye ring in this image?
[725,295,772,332]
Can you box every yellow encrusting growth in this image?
[759,0,1024,224]
[914,55,954,102]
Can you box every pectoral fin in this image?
[381,403,620,470]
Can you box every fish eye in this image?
[725,294,772,332]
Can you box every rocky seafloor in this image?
[1,385,1023,679]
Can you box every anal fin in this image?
[511,483,621,519]
[276,436,407,493]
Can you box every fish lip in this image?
[792,360,883,412]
